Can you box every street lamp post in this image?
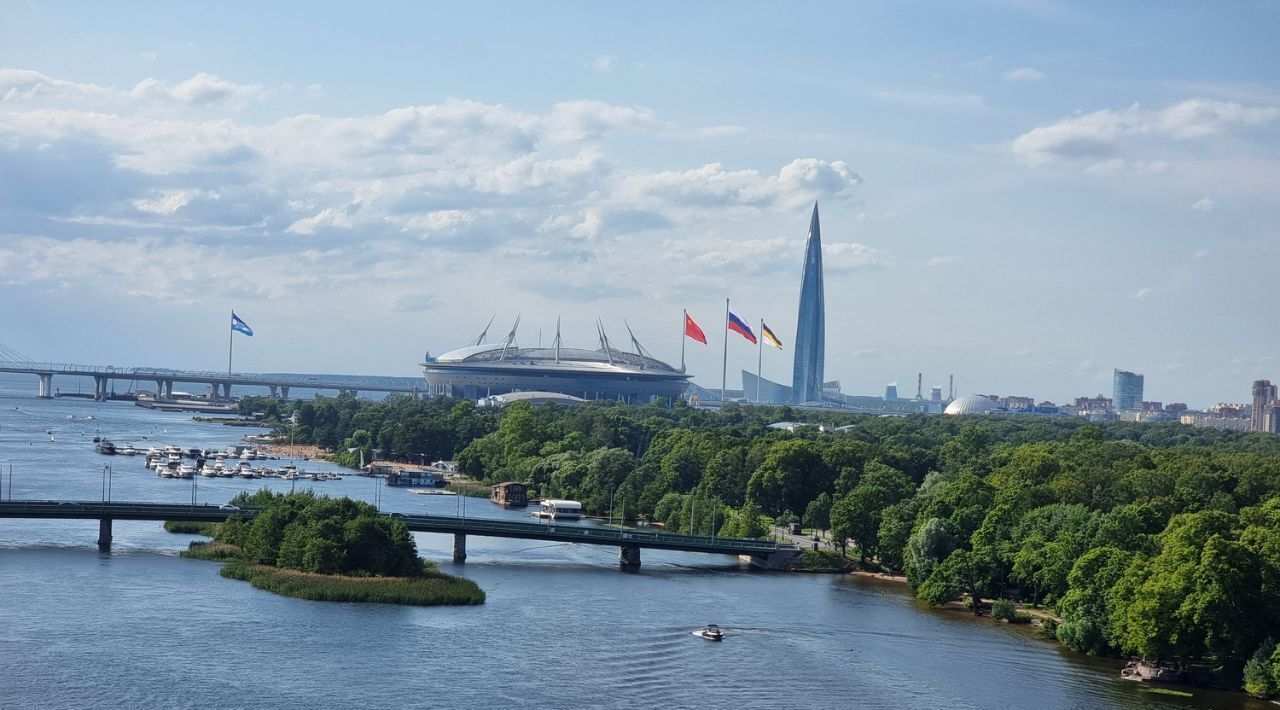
[101,464,112,503]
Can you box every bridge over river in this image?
[0,500,799,569]
[0,357,424,401]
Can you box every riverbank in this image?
[787,549,857,572]
[256,443,328,460]
[180,540,485,606]
[219,563,485,606]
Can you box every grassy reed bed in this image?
[164,520,219,536]
[180,541,246,562]
[219,564,486,606]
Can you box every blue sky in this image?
[1,1,1278,407]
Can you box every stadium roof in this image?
[433,343,682,376]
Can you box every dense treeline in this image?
[256,395,1280,692]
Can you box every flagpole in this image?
[227,310,234,380]
[680,309,687,374]
[720,298,729,405]
[756,318,763,404]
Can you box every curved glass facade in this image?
[1113,369,1144,411]
[791,204,826,403]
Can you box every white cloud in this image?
[1003,67,1046,82]
[1131,287,1152,300]
[138,52,158,62]
[866,89,984,109]
[544,100,654,141]
[1082,159,1171,176]
[1193,248,1211,259]
[1012,98,1280,166]
[927,255,961,267]
[662,234,887,275]
[1190,196,1216,212]
[0,68,264,109]
[592,55,614,73]
[0,67,867,322]
[132,189,215,215]
[621,159,861,210]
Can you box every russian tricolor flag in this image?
[727,310,757,344]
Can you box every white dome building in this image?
[944,395,1000,415]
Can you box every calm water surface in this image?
[0,374,1267,709]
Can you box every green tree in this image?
[1055,546,1133,655]
[746,439,828,516]
[918,548,995,614]
[802,492,832,531]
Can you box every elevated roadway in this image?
[0,359,423,401]
[0,500,798,569]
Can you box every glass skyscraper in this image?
[1113,369,1144,411]
[792,204,825,403]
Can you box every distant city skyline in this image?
[1,2,1277,408]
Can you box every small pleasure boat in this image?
[692,624,724,641]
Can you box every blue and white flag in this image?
[231,312,254,337]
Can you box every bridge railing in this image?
[0,362,424,392]
[397,513,784,552]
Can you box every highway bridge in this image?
[0,351,424,401]
[0,500,799,569]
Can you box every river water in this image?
[0,374,1267,709]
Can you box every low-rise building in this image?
[490,482,529,507]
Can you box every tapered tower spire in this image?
[792,203,825,403]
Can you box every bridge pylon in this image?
[619,543,641,569]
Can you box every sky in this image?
[1,0,1278,408]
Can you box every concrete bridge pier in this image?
[94,376,109,401]
[619,543,641,569]
[97,518,113,552]
[280,386,289,400]
[453,533,467,563]
[221,383,231,399]
[36,373,53,398]
[268,385,279,399]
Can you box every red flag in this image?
[684,312,708,345]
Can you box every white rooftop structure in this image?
[944,395,1000,415]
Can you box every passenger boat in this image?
[532,499,583,520]
[95,440,117,455]
[692,624,724,641]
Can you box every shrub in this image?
[1037,618,1059,638]
[992,598,1017,622]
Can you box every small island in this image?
[173,490,485,606]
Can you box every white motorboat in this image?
[692,624,724,641]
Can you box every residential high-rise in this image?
[791,203,825,403]
[1113,369,1144,411]
[1251,379,1277,432]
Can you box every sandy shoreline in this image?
[256,443,329,460]
[849,569,909,584]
